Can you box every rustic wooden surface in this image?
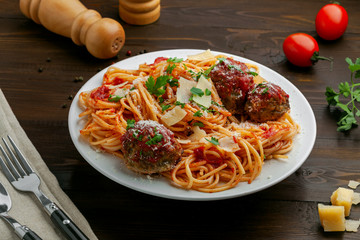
[1,0,360,239]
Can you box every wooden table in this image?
[1,0,360,239]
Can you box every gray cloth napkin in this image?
[0,89,98,240]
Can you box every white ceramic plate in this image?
[68,49,316,201]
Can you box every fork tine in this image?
[0,145,17,182]
[7,136,34,174]
[1,137,27,177]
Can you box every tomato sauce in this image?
[90,86,110,100]
[210,58,254,100]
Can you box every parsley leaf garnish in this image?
[126,119,136,130]
[166,64,176,74]
[108,94,123,102]
[145,76,168,96]
[205,137,219,145]
[145,131,163,145]
[193,110,203,117]
[167,57,183,63]
[168,78,179,87]
[193,121,204,127]
[161,104,171,112]
[205,88,211,96]
[325,57,360,131]
[175,101,185,108]
[190,87,204,97]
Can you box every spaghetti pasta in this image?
[78,50,300,193]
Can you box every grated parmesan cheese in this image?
[192,75,212,108]
[176,77,197,103]
[187,49,214,61]
[348,180,360,189]
[113,88,129,98]
[219,136,240,152]
[189,126,206,142]
[353,192,360,205]
[345,219,360,232]
[160,106,187,126]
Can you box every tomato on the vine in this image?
[315,3,348,40]
[283,33,332,67]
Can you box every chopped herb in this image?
[247,71,258,76]
[193,110,203,117]
[252,83,268,94]
[217,57,226,63]
[175,101,185,108]
[167,57,183,63]
[166,64,177,74]
[168,78,179,87]
[145,76,167,96]
[262,87,269,95]
[205,137,220,145]
[161,104,171,112]
[158,97,164,103]
[126,119,136,130]
[130,86,136,91]
[228,64,244,73]
[108,94,123,102]
[211,100,224,108]
[145,132,163,145]
[203,65,215,77]
[205,88,211,96]
[190,87,204,97]
[133,130,144,141]
[193,121,204,127]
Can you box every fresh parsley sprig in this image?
[325,57,360,131]
[205,137,219,145]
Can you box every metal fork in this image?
[0,180,42,240]
[0,136,89,240]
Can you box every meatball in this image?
[209,58,255,114]
[120,120,183,174]
[244,82,290,122]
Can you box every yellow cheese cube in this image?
[318,204,345,232]
[330,187,354,217]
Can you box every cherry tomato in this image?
[283,33,331,67]
[315,3,348,40]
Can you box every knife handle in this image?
[50,207,89,240]
[22,230,43,240]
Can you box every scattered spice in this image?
[126,50,132,56]
[46,57,51,62]
[38,67,43,73]
[74,76,84,82]
[62,103,67,108]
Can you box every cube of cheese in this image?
[318,204,345,232]
[330,187,354,217]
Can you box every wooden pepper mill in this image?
[19,0,126,59]
[119,0,160,25]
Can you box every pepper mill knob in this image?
[20,0,125,59]
[119,0,160,25]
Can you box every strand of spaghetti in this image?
[91,113,115,130]
[197,163,228,180]
[126,91,143,120]
[238,138,254,172]
[136,81,159,121]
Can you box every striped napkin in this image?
[0,89,98,240]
